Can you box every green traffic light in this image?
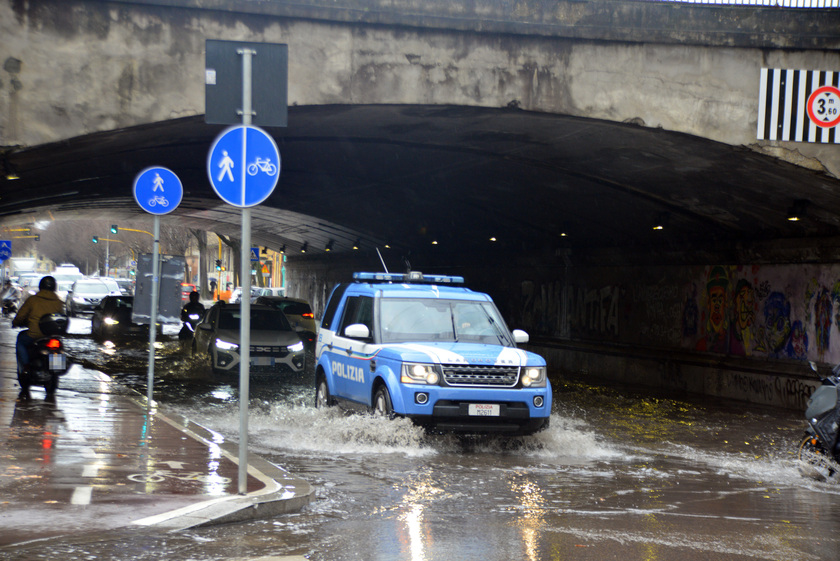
[92,236,98,243]
[110,225,118,234]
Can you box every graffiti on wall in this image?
[520,281,620,337]
[519,263,840,364]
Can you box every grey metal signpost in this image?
[206,40,287,494]
[133,167,183,409]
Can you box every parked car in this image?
[66,279,120,316]
[255,296,317,351]
[193,302,305,377]
[91,295,151,340]
[230,286,260,303]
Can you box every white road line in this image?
[82,464,99,477]
[71,486,93,505]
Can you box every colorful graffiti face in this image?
[763,292,791,354]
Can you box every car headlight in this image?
[288,341,304,352]
[215,339,239,351]
[73,296,86,303]
[401,363,441,385]
[521,366,547,388]
[103,317,119,325]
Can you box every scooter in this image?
[17,313,70,401]
[179,312,202,349]
[798,361,840,481]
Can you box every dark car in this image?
[66,279,119,316]
[193,303,305,377]
[90,295,151,340]
[255,296,318,351]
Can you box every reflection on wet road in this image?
[16,316,840,560]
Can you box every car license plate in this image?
[251,357,274,366]
[48,353,66,371]
[468,403,500,417]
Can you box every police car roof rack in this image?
[353,271,465,284]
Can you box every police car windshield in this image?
[380,298,512,345]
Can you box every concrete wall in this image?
[1,0,838,175]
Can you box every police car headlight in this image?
[288,341,304,353]
[521,367,546,388]
[215,339,239,351]
[401,363,441,385]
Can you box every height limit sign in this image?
[807,85,840,129]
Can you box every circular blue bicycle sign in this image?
[134,167,183,215]
[206,125,280,207]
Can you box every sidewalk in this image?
[0,325,313,547]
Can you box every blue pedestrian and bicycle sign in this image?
[0,240,11,262]
[207,125,280,207]
[134,167,183,214]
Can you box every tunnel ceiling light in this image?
[301,242,308,253]
[325,240,334,252]
[653,212,669,231]
[489,236,497,242]
[279,244,286,254]
[352,239,360,250]
[787,199,809,222]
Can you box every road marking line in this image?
[71,486,93,505]
[82,464,99,477]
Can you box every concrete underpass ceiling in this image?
[2,104,840,265]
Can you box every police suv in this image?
[314,272,552,435]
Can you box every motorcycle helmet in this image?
[39,275,57,291]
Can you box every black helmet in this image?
[39,275,57,291]
[189,291,200,303]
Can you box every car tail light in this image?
[46,339,61,350]
[301,312,314,319]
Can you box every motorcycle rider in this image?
[1,279,20,312]
[179,290,205,343]
[12,276,64,389]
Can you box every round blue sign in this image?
[134,167,183,215]
[206,125,280,207]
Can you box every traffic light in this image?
[34,234,40,242]
[215,259,222,271]
[110,225,118,234]
[92,236,98,243]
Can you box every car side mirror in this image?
[344,323,370,340]
[512,329,529,344]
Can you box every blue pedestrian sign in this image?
[250,247,260,262]
[134,167,183,215]
[0,240,11,262]
[207,125,280,207]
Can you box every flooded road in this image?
[13,317,840,560]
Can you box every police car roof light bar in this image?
[353,272,465,284]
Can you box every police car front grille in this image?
[442,364,519,387]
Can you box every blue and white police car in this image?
[314,272,552,435]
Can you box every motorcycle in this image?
[179,312,202,349]
[798,361,840,481]
[17,313,70,401]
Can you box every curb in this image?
[117,380,315,531]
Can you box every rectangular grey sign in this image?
[205,39,288,127]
